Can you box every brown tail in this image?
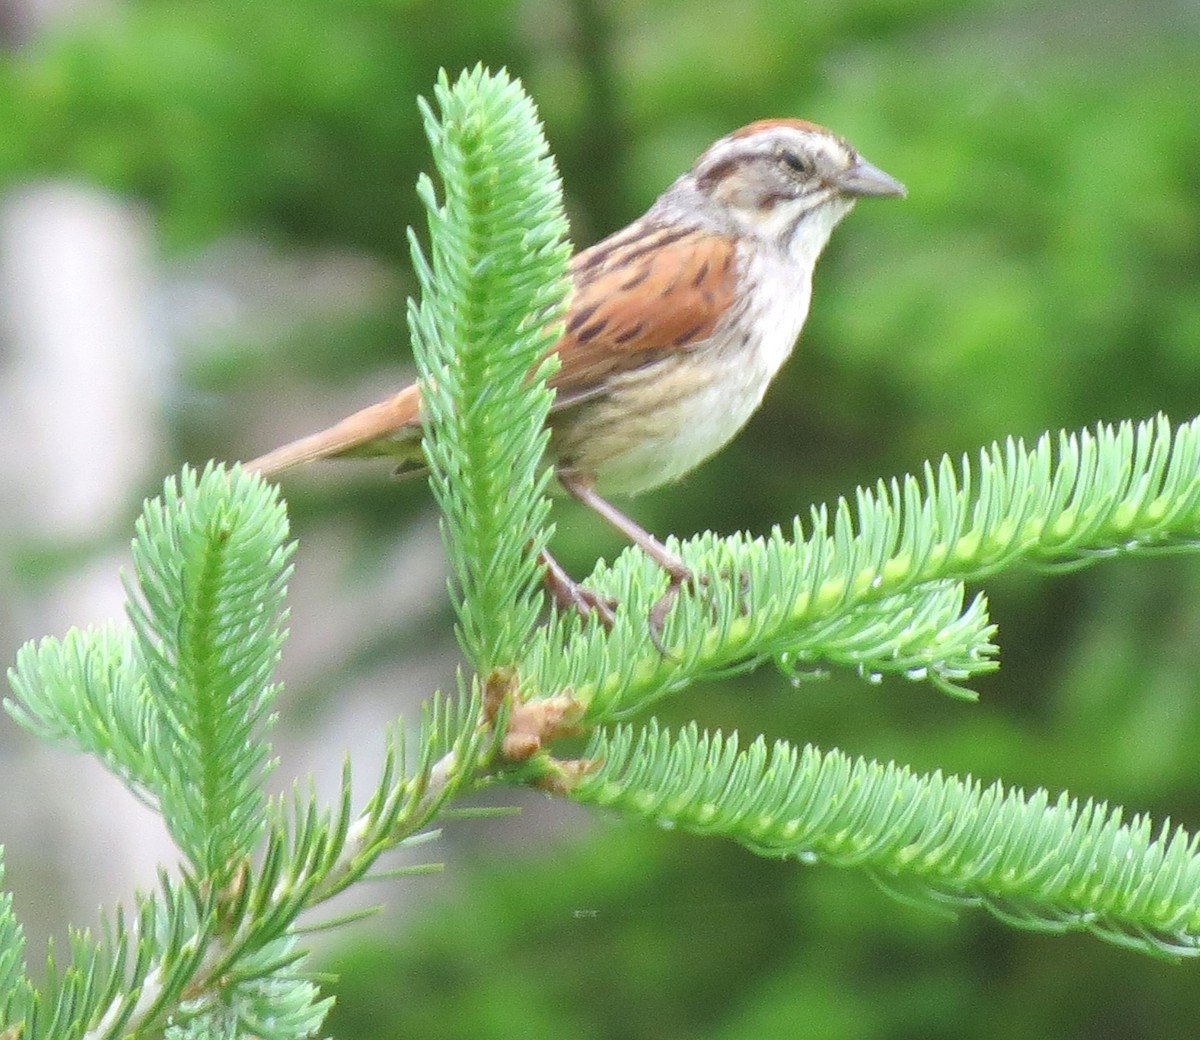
[244,383,424,477]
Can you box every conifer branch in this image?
[408,66,571,672]
[573,721,1200,959]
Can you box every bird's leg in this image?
[538,547,616,629]
[557,471,694,643]
[557,472,691,580]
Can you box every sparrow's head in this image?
[663,119,905,259]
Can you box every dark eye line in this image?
[780,150,811,174]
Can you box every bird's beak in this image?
[834,158,907,199]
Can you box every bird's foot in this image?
[647,559,699,657]
[540,549,617,630]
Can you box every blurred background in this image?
[1,0,1199,1036]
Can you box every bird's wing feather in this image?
[548,222,739,408]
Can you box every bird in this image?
[245,118,905,627]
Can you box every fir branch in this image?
[407,65,572,671]
[44,688,490,1040]
[6,463,293,877]
[519,414,1200,719]
[87,692,491,1040]
[125,464,293,876]
[574,721,1200,959]
[221,688,491,957]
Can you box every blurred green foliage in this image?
[2,0,1200,1036]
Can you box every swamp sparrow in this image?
[246,119,904,624]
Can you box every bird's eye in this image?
[780,150,811,174]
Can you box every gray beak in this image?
[834,158,907,199]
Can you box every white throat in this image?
[753,194,856,267]
[786,195,854,265]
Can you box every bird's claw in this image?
[647,566,704,658]
[543,544,750,658]
[540,549,617,630]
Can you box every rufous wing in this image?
[548,220,739,409]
